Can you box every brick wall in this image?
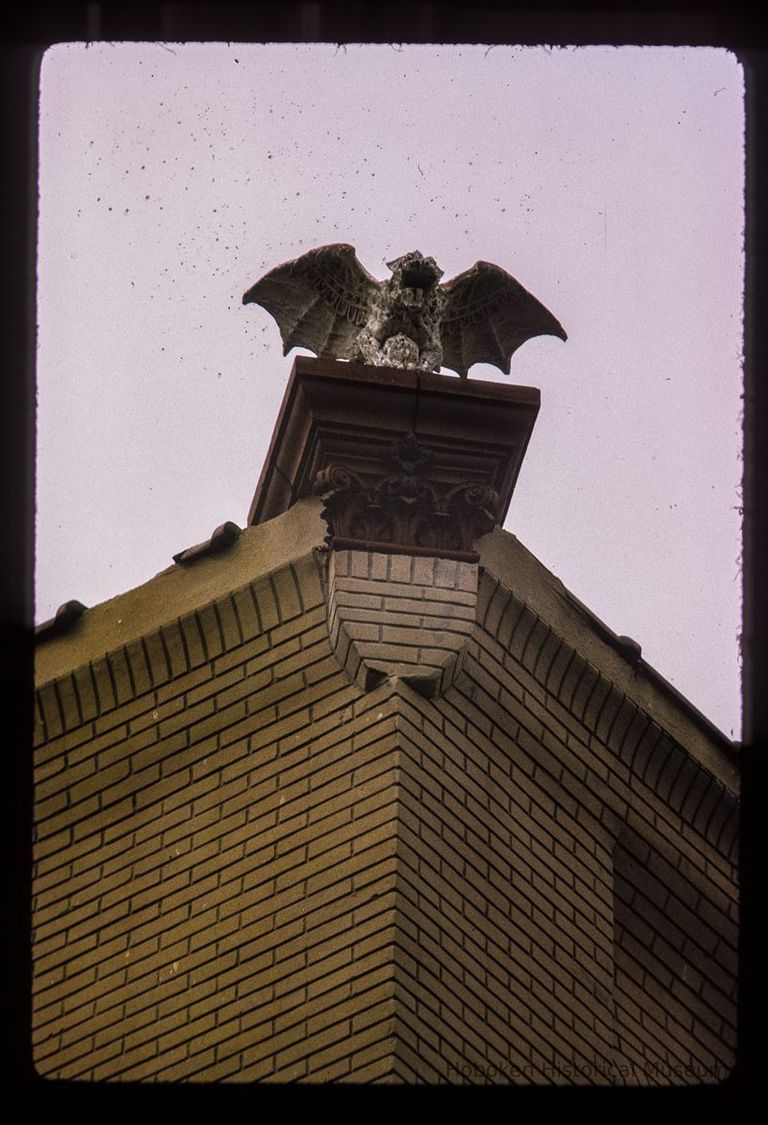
[470,566,737,1083]
[34,553,417,1081]
[33,536,738,1084]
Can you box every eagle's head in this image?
[386,251,444,310]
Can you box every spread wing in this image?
[440,261,567,378]
[243,243,379,361]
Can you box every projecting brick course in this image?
[33,508,738,1085]
[326,549,478,696]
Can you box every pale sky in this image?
[36,43,744,738]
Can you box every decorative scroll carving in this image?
[313,432,500,558]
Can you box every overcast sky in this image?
[36,42,743,738]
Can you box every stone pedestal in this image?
[250,357,540,697]
[248,356,540,531]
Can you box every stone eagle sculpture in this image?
[243,243,566,378]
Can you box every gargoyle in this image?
[243,243,566,378]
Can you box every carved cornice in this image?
[248,357,540,530]
[313,432,500,560]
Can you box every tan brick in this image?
[37,804,100,855]
[156,696,214,740]
[231,583,262,643]
[32,543,737,1086]
[127,865,192,911]
[123,1043,190,1082]
[59,965,126,1016]
[134,769,190,811]
[274,564,305,620]
[187,1050,243,1082]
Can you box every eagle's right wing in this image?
[243,244,379,361]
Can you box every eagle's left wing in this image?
[440,261,566,378]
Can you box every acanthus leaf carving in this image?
[313,433,501,557]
